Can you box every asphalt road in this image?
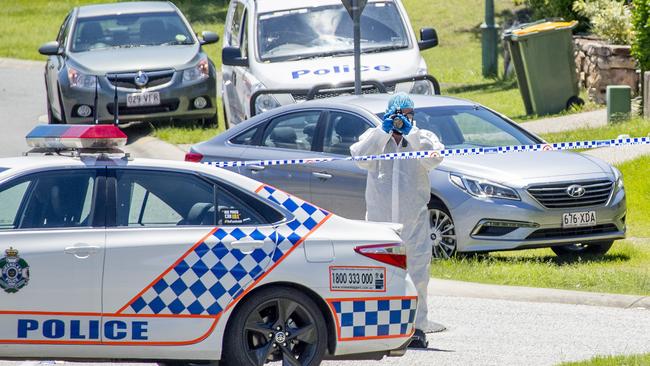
[1,295,648,366]
[0,59,46,157]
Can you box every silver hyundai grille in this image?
[527,180,613,208]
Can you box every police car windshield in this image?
[0,168,7,174]
[258,2,409,62]
[377,106,540,148]
[71,12,195,52]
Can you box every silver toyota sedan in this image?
[187,94,626,258]
[39,1,219,126]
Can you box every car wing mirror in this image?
[38,41,62,56]
[418,28,439,50]
[222,46,248,67]
[200,31,220,45]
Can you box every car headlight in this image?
[612,167,624,191]
[67,67,96,89]
[182,56,210,84]
[409,79,434,95]
[255,94,281,114]
[450,174,520,200]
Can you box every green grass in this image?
[540,118,650,144]
[617,156,650,238]
[430,240,650,296]
[559,353,650,366]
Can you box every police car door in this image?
[103,168,278,353]
[0,168,105,353]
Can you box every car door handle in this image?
[247,164,265,172]
[313,171,333,180]
[64,244,100,258]
[230,240,265,254]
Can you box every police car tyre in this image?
[428,201,457,259]
[221,286,327,366]
[551,240,614,257]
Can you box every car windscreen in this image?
[377,106,539,148]
[257,1,409,62]
[71,12,195,52]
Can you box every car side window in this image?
[0,181,31,230]
[228,2,245,48]
[3,170,99,229]
[322,112,371,155]
[261,112,320,151]
[56,12,72,46]
[216,184,283,226]
[230,125,260,145]
[116,170,216,227]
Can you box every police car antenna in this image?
[93,75,99,124]
[112,74,119,126]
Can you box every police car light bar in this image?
[26,124,127,150]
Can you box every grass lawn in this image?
[559,353,650,366]
[540,118,650,144]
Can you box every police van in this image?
[221,0,440,126]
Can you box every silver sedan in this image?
[188,94,626,258]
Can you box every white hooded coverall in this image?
[350,125,444,330]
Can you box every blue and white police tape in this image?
[201,136,650,168]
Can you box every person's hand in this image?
[382,117,393,134]
[394,115,412,135]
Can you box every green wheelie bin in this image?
[504,20,583,116]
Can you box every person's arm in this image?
[350,127,391,171]
[416,128,445,170]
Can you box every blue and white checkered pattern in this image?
[202,136,650,168]
[330,298,417,340]
[122,185,330,316]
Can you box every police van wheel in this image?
[221,286,327,366]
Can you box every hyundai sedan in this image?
[187,94,626,258]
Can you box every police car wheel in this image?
[551,240,614,257]
[428,202,457,259]
[221,286,327,366]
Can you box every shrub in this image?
[632,0,650,72]
[573,0,633,44]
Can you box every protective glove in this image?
[382,117,394,134]
[393,114,412,135]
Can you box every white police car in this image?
[0,125,417,365]
[221,0,440,126]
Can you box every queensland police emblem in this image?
[0,247,30,293]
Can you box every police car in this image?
[0,125,416,365]
[221,0,440,126]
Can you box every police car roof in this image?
[255,0,389,14]
[77,1,176,18]
[0,156,258,192]
[300,94,476,114]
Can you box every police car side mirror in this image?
[222,46,248,67]
[418,28,439,50]
[39,41,62,56]
[200,31,219,45]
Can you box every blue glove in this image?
[382,117,393,133]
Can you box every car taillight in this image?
[354,243,407,269]
[185,152,203,162]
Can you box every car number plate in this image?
[126,92,160,107]
[330,266,386,292]
[562,211,597,228]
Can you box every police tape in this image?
[201,136,650,168]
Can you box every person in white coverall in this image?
[350,93,444,348]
